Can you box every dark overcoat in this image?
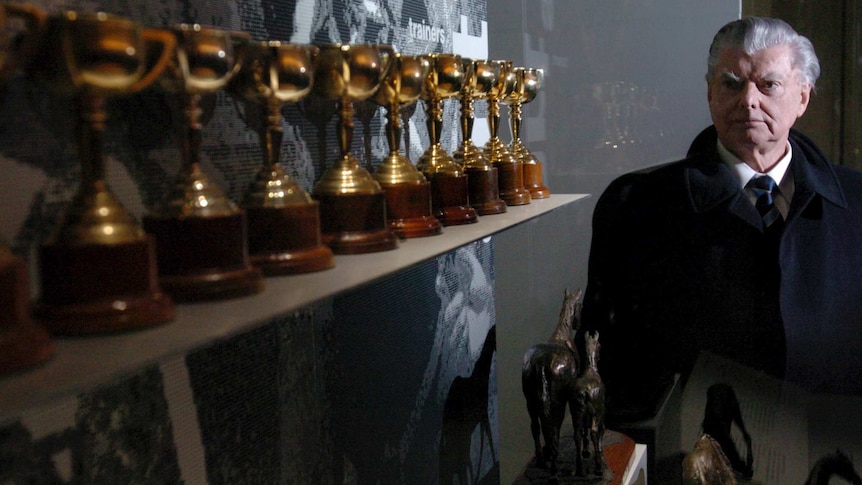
[582,126,862,419]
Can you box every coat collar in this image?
[683,127,847,222]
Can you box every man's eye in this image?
[723,79,743,90]
[759,81,780,92]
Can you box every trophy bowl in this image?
[0,3,54,371]
[229,41,334,274]
[454,58,507,216]
[310,43,398,254]
[143,24,264,302]
[30,11,177,335]
[372,53,442,238]
[484,60,531,206]
[509,67,550,198]
[417,53,478,226]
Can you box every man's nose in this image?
[740,82,760,108]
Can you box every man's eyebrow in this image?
[719,71,741,82]
[759,71,787,81]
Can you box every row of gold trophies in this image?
[0,5,548,375]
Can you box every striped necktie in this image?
[749,175,782,229]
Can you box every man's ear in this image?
[797,82,812,118]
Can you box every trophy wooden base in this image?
[245,204,335,275]
[0,251,54,374]
[143,212,264,302]
[315,192,399,254]
[523,162,551,199]
[465,167,508,215]
[381,181,443,238]
[495,161,532,206]
[430,172,479,226]
[35,238,175,335]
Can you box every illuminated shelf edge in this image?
[0,194,589,418]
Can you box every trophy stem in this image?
[180,93,204,169]
[77,95,108,185]
[357,100,375,171]
[338,99,355,163]
[488,98,501,141]
[386,101,402,155]
[460,96,474,141]
[262,99,284,169]
[426,99,443,152]
[510,101,522,143]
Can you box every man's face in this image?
[707,44,812,168]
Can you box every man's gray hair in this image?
[706,17,821,90]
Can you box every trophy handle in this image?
[130,28,177,93]
[227,30,251,78]
[0,3,46,77]
[377,44,396,80]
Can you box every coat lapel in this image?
[683,150,763,230]
[787,130,847,223]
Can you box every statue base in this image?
[35,238,175,335]
[514,430,636,485]
[381,181,443,239]
[494,161,532,206]
[523,162,551,199]
[315,192,398,254]
[143,212,264,302]
[429,172,479,226]
[245,203,335,275]
[465,166,508,215]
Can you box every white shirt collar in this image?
[717,140,793,188]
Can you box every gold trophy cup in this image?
[372,53,442,238]
[310,43,398,254]
[484,60,531,206]
[229,41,333,275]
[0,2,54,370]
[30,11,177,335]
[509,67,549,198]
[143,24,264,302]
[453,58,506,215]
[417,53,478,226]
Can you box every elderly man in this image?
[582,17,862,421]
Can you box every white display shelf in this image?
[0,194,588,418]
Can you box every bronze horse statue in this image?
[805,450,861,485]
[574,330,605,478]
[682,434,738,485]
[521,288,582,475]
